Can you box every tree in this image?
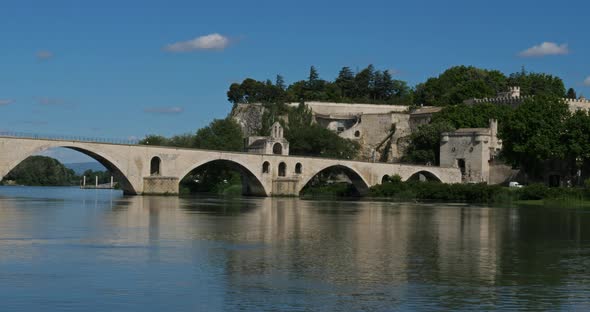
[354,64,375,100]
[507,71,566,97]
[562,110,590,180]
[227,83,245,104]
[194,118,244,152]
[307,66,320,90]
[167,133,196,148]
[335,67,355,98]
[139,135,169,146]
[284,104,359,159]
[402,121,455,165]
[500,95,570,177]
[413,66,507,106]
[566,88,577,99]
[3,156,77,186]
[275,74,286,90]
[431,103,512,129]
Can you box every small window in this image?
[295,163,302,174]
[354,130,360,137]
[278,162,286,177]
[273,143,282,155]
[150,156,161,176]
[262,161,270,173]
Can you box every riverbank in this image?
[368,175,590,204]
[300,175,590,205]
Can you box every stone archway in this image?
[298,164,370,196]
[179,159,268,196]
[406,170,443,182]
[0,144,138,195]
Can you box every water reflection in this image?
[0,186,589,311]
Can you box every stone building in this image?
[232,101,442,163]
[439,119,513,184]
[244,122,290,155]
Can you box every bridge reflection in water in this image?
[0,188,588,310]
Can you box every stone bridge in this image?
[0,136,462,196]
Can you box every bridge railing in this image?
[0,131,139,145]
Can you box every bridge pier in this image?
[142,176,179,195]
[271,178,299,196]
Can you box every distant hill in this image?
[64,162,107,175]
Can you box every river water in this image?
[0,186,589,311]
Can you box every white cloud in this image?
[519,42,569,57]
[36,50,54,60]
[584,77,590,87]
[164,33,230,52]
[144,106,184,114]
[0,99,14,106]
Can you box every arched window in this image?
[273,143,282,155]
[150,156,161,176]
[295,163,302,174]
[278,162,286,177]
[262,161,270,174]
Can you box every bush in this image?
[370,178,589,203]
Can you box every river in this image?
[0,186,589,311]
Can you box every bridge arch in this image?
[298,164,370,196]
[178,159,268,196]
[406,170,443,182]
[2,145,138,194]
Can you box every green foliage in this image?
[500,95,570,175]
[283,103,360,159]
[138,135,169,146]
[139,133,195,148]
[413,66,567,106]
[371,177,589,203]
[181,166,242,195]
[139,118,243,152]
[431,103,512,128]
[226,64,412,105]
[507,70,566,97]
[2,156,78,186]
[566,88,577,99]
[402,121,455,165]
[82,169,112,184]
[194,118,243,152]
[414,65,508,106]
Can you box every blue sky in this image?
[1,0,590,162]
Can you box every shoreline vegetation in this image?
[302,175,590,206]
[0,156,115,188]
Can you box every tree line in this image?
[227,65,412,105]
[1,156,114,186]
[227,65,576,107]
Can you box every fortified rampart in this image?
[464,86,590,112]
